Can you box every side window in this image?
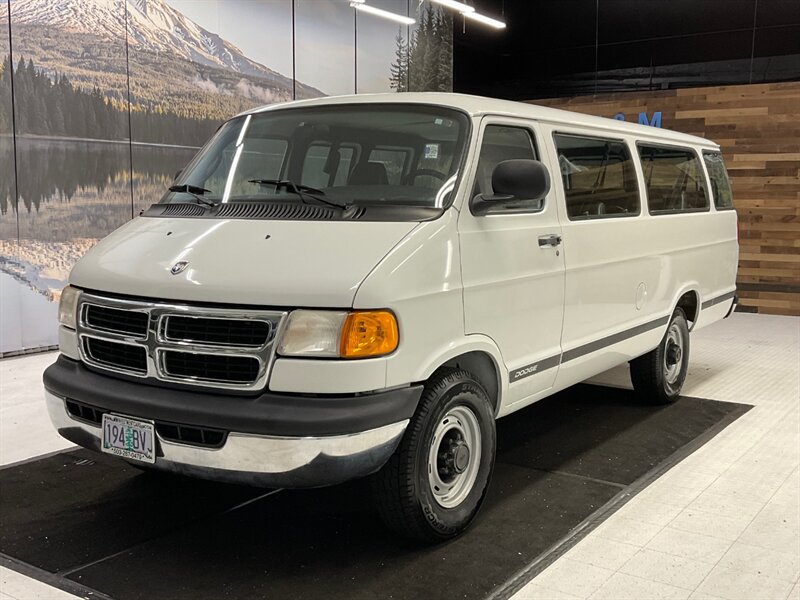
[301,143,331,189]
[368,147,409,185]
[332,145,357,186]
[639,145,709,213]
[703,151,734,210]
[554,134,639,219]
[473,125,542,214]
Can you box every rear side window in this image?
[303,143,360,188]
[553,134,639,220]
[369,147,410,185]
[472,125,542,214]
[302,143,331,189]
[703,151,734,210]
[332,146,357,186]
[638,145,709,213]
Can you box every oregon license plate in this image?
[101,414,156,464]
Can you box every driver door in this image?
[458,117,566,408]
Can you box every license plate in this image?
[101,414,156,464]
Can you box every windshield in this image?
[165,104,470,210]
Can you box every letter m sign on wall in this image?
[638,111,662,127]
[612,111,663,127]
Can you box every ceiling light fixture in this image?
[430,0,475,13]
[463,11,506,29]
[350,1,416,25]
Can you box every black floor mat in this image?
[0,385,748,600]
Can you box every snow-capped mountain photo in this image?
[7,0,322,132]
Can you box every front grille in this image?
[162,351,260,384]
[76,294,285,391]
[85,304,149,337]
[64,400,227,448]
[85,338,148,374]
[164,315,270,347]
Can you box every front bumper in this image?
[43,357,421,487]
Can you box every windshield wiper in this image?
[248,179,349,210]
[168,184,218,207]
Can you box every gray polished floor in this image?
[1,312,798,600]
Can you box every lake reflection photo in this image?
[0,136,197,352]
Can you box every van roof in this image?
[244,92,718,150]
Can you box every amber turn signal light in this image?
[340,311,399,359]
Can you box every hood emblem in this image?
[170,261,189,275]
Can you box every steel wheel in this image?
[663,322,686,394]
[630,307,690,405]
[427,405,482,509]
[372,368,496,542]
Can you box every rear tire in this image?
[371,368,496,543]
[630,308,690,404]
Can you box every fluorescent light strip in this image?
[464,11,506,29]
[430,0,475,13]
[351,2,416,25]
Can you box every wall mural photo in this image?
[0,0,454,355]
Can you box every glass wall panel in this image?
[127,0,296,213]
[0,0,23,354]
[598,0,755,43]
[755,0,800,27]
[0,0,456,354]
[357,0,410,93]
[296,0,355,97]
[408,4,453,92]
[751,25,800,83]
[596,30,754,93]
[8,0,132,350]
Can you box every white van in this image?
[44,93,738,542]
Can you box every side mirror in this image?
[472,159,551,215]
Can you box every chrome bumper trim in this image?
[45,391,407,488]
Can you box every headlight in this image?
[278,310,348,357]
[58,285,81,329]
[278,310,398,359]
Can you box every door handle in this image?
[538,234,562,248]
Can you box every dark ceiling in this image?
[453,0,800,99]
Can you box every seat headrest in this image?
[349,162,388,186]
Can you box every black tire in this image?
[371,368,496,543]
[630,308,690,404]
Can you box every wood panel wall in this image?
[530,82,800,316]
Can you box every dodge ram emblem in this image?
[170,261,189,275]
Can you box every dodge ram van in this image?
[44,93,738,542]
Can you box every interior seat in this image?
[349,162,388,186]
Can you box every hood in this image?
[70,217,418,307]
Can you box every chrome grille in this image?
[163,315,271,347]
[85,304,149,337]
[76,293,286,391]
[161,350,261,383]
[84,337,148,374]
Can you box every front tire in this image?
[371,368,496,543]
[630,308,690,404]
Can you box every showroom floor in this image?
[0,312,798,600]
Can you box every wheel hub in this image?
[666,342,682,366]
[438,434,471,479]
[453,442,470,473]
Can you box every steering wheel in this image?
[407,169,447,183]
